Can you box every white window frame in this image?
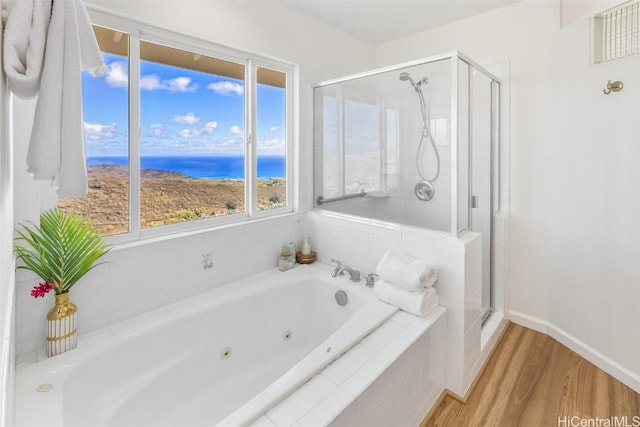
[80,9,295,244]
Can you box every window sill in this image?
[108,211,301,252]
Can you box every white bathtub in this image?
[15,263,398,427]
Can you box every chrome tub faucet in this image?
[330,259,361,282]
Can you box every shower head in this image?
[399,72,411,82]
[399,72,428,90]
[399,72,415,86]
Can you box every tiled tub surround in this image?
[308,209,494,396]
[252,307,447,427]
[15,264,399,427]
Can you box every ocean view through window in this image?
[138,40,249,228]
[58,26,131,236]
[59,17,292,239]
[257,66,287,210]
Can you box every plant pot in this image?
[46,292,77,357]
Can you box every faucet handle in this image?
[365,273,379,288]
[330,259,342,278]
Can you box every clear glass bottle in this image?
[278,251,295,271]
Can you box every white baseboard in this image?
[508,310,640,394]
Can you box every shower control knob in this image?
[415,181,435,201]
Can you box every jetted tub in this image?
[15,263,397,427]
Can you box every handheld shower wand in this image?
[399,72,440,201]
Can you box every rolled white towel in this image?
[376,249,437,292]
[373,280,439,317]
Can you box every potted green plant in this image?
[14,208,110,357]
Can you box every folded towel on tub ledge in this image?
[373,280,439,317]
[376,249,437,292]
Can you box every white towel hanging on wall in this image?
[3,0,105,198]
[3,0,52,98]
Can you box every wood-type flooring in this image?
[421,323,640,427]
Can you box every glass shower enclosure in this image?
[313,52,500,321]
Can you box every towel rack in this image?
[315,192,366,205]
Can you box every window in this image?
[58,26,131,236]
[344,99,381,194]
[314,87,397,201]
[256,67,288,210]
[59,14,293,240]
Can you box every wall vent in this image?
[594,0,640,63]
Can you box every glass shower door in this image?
[470,68,499,323]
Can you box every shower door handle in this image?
[471,195,478,209]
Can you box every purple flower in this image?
[30,282,54,298]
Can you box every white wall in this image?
[86,0,373,80]
[12,0,376,359]
[547,0,640,388]
[376,0,640,391]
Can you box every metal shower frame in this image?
[312,51,501,239]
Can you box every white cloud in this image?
[269,126,279,132]
[257,138,286,155]
[229,125,244,137]
[148,123,168,138]
[172,113,200,125]
[203,121,218,133]
[179,128,202,138]
[103,62,197,93]
[140,75,197,92]
[140,74,163,91]
[207,81,244,96]
[175,121,217,139]
[105,62,128,88]
[167,77,197,92]
[84,122,117,140]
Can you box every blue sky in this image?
[82,53,286,157]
